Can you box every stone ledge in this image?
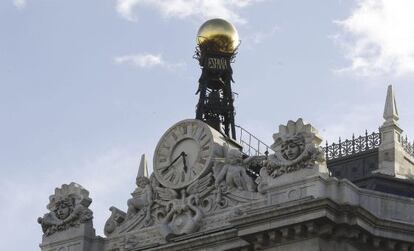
[231,197,414,250]
[143,228,245,251]
[39,223,97,246]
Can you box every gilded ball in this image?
[197,18,240,53]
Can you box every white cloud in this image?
[114,53,184,70]
[335,0,414,76]
[13,0,26,9]
[115,0,262,23]
[115,53,163,67]
[251,25,280,44]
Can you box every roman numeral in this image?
[181,125,188,135]
[165,171,175,182]
[158,148,169,159]
[159,158,167,163]
[200,136,210,147]
[199,157,207,165]
[171,132,178,141]
[175,124,187,136]
[192,126,204,139]
[160,143,171,152]
[181,171,185,182]
[194,163,204,173]
[164,135,176,149]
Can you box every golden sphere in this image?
[197,18,240,53]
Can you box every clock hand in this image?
[162,153,183,174]
[182,152,188,173]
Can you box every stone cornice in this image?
[143,228,246,251]
[231,197,414,250]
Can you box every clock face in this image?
[153,119,216,189]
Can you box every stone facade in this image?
[38,85,414,251]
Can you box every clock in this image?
[153,119,232,189]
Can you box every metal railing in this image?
[401,136,414,158]
[232,125,414,162]
[323,130,381,161]
[235,125,271,156]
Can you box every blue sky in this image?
[1,0,414,249]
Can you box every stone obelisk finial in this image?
[376,84,414,178]
[383,85,399,126]
[137,154,148,178]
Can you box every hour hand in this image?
[182,152,188,172]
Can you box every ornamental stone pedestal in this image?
[38,183,103,251]
[251,118,328,192]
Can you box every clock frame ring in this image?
[153,119,223,189]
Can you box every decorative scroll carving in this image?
[104,207,126,236]
[159,194,203,240]
[37,182,93,236]
[104,147,263,247]
[104,174,159,237]
[156,173,213,240]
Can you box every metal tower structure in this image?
[194,19,239,140]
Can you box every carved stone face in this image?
[136,177,150,188]
[55,200,72,220]
[282,141,301,160]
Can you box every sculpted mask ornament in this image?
[55,198,73,220]
[263,119,325,177]
[281,136,303,160]
[38,183,93,236]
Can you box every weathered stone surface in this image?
[246,118,328,192]
[38,183,102,251]
[39,114,414,251]
[231,178,414,250]
[38,183,93,237]
[213,143,256,192]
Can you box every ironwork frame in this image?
[235,125,271,156]
[194,45,237,140]
[401,136,414,158]
[323,130,381,161]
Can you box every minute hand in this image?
[162,153,184,174]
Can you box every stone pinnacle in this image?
[137,154,148,178]
[383,84,399,124]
